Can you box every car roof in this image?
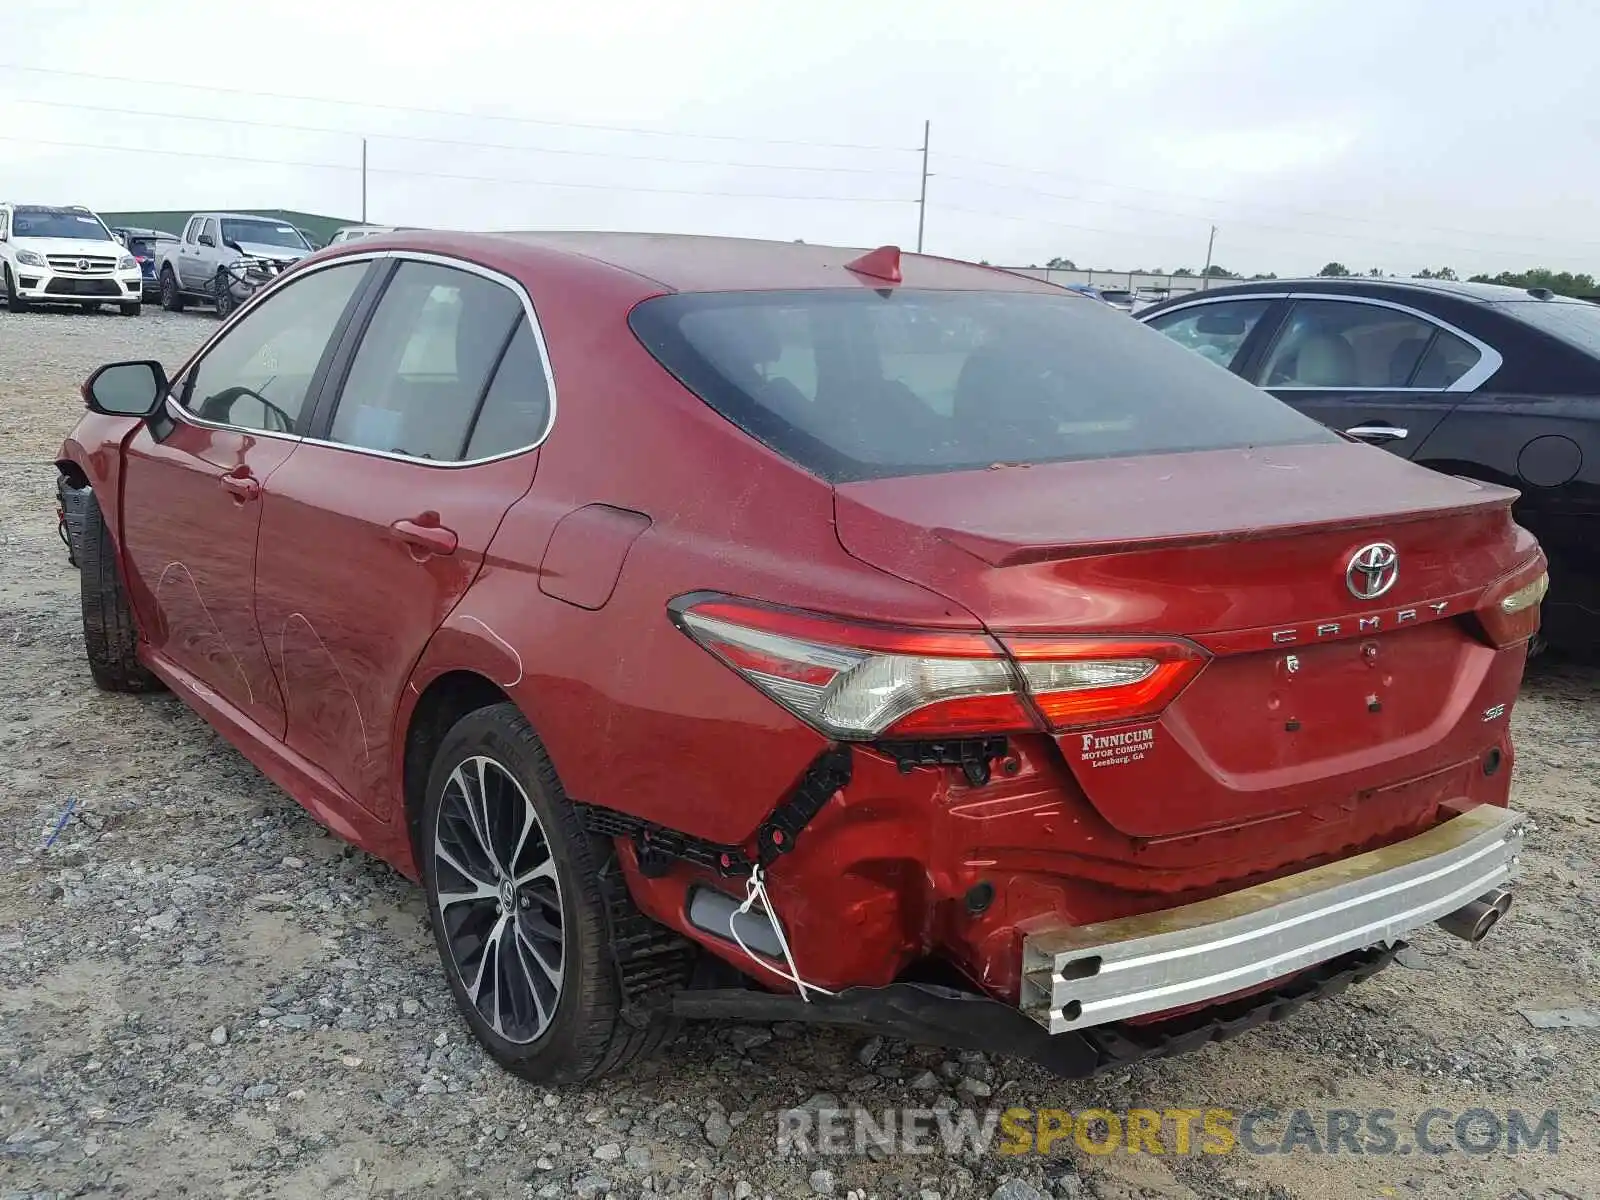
[1150,276,1565,307]
[419,230,1062,294]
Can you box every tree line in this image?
[1025,256,1598,298]
[1315,262,1597,296]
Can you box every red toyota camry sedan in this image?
[55,232,1544,1083]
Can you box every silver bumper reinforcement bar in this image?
[1020,805,1526,1034]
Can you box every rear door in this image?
[1242,296,1497,457]
[252,255,556,818]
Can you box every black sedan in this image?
[1138,278,1598,656]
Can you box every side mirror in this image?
[1196,312,1241,336]
[1195,311,1248,335]
[198,233,216,247]
[82,361,169,417]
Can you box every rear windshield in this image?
[1493,298,1600,358]
[630,289,1337,481]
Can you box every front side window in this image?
[1255,299,1477,389]
[221,218,310,251]
[327,261,523,460]
[1145,299,1275,371]
[201,219,219,245]
[630,288,1336,482]
[183,262,368,433]
[11,207,113,241]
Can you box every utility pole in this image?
[1201,224,1217,289]
[915,120,930,254]
[360,138,368,223]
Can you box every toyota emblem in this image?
[1346,542,1399,600]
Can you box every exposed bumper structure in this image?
[1020,804,1525,1034]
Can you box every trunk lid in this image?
[834,441,1533,838]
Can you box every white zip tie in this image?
[728,862,835,1003]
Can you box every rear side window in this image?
[464,318,553,459]
[1255,300,1478,389]
[328,261,524,461]
[630,289,1335,482]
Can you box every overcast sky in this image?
[5,0,1597,277]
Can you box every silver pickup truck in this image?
[154,212,315,317]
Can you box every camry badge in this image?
[1346,542,1399,600]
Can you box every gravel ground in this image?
[0,306,1596,1200]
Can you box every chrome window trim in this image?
[162,248,560,467]
[1141,291,1504,393]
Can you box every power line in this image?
[937,151,1600,252]
[0,63,919,153]
[7,97,907,176]
[0,134,915,204]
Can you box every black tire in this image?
[214,271,235,319]
[119,302,141,317]
[4,265,27,313]
[421,703,680,1084]
[78,492,162,694]
[159,266,184,312]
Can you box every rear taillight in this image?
[671,595,1208,740]
[1002,637,1208,729]
[1474,554,1549,647]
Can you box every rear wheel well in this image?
[402,670,512,858]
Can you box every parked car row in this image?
[54,232,1546,1085]
[1,199,412,318]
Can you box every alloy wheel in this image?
[432,755,564,1044]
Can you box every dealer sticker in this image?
[1076,725,1156,769]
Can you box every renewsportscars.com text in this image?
[776,1106,1560,1158]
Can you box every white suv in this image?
[0,203,144,316]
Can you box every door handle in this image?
[219,467,260,502]
[390,512,458,556]
[1345,424,1409,443]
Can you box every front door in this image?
[116,259,374,735]
[253,257,554,816]
[1244,297,1491,458]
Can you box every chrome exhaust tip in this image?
[1435,887,1513,944]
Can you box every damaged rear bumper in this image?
[673,944,1400,1078]
[1019,804,1525,1034]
